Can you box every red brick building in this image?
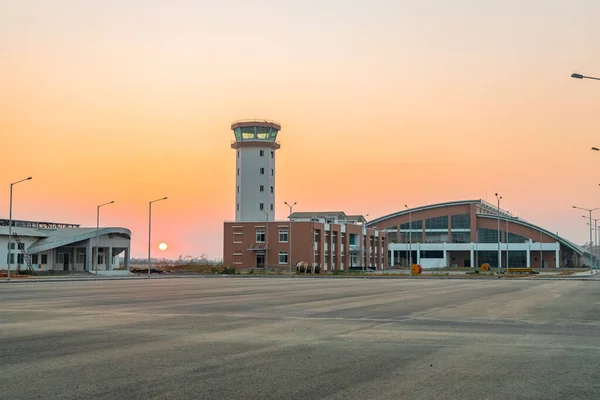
[224,212,387,271]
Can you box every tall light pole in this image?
[404,205,412,267]
[573,205,600,274]
[571,73,600,81]
[584,216,600,271]
[495,193,502,272]
[261,209,269,274]
[284,201,296,276]
[95,200,114,273]
[7,177,32,281]
[148,197,167,277]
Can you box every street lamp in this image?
[573,205,600,273]
[284,201,296,276]
[148,197,167,277]
[404,205,412,267]
[7,177,32,281]
[261,209,269,274]
[571,73,600,81]
[495,193,502,272]
[94,200,115,273]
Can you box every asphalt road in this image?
[0,278,598,400]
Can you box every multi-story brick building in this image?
[224,211,387,271]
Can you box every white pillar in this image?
[416,243,421,265]
[107,246,112,270]
[470,247,474,268]
[390,249,394,267]
[526,243,531,268]
[86,240,92,272]
[555,248,560,268]
[125,247,130,271]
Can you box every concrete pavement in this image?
[0,278,598,399]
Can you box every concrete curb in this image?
[1,273,598,283]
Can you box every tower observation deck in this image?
[230,120,281,222]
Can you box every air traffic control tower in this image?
[230,120,281,222]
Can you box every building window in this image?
[260,150,264,157]
[508,232,528,243]
[6,254,14,263]
[279,230,288,242]
[271,169,274,176]
[260,167,265,175]
[452,232,471,243]
[31,254,38,264]
[7,242,15,250]
[270,186,273,193]
[425,216,448,230]
[259,203,264,210]
[98,255,104,265]
[260,185,264,192]
[400,220,423,230]
[478,228,499,243]
[237,186,239,193]
[271,151,274,158]
[18,243,25,250]
[270,204,273,211]
[237,168,239,176]
[256,230,265,242]
[236,203,239,211]
[77,253,85,263]
[41,254,47,264]
[451,214,470,230]
[237,150,239,158]
[279,252,288,264]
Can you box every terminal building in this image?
[366,200,590,269]
[1,219,131,273]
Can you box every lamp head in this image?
[592,147,599,151]
[571,73,584,79]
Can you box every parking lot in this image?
[1,277,598,399]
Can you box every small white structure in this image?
[1,219,131,273]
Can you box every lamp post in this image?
[495,193,502,272]
[571,73,600,81]
[7,177,32,281]
[284,201,296,276]
[148,197,167,277]
[261,209,268,274]
[404,205,412,267]
[94,200,114,273]
[584,216,600,271]
[573,205,600,274]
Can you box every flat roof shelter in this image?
[1,219,131,274]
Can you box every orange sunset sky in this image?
[2,0,600,259]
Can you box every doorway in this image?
[63,254,69,271]
[256,253,265,268]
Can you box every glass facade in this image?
[508,232,529,243]
[425,232,448,243]
[478,228,499,243]
[400,220,422,230]
[451,214,470,229]
[233,126,279,142]
[426,216,448,230]
[452,232,471,243]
